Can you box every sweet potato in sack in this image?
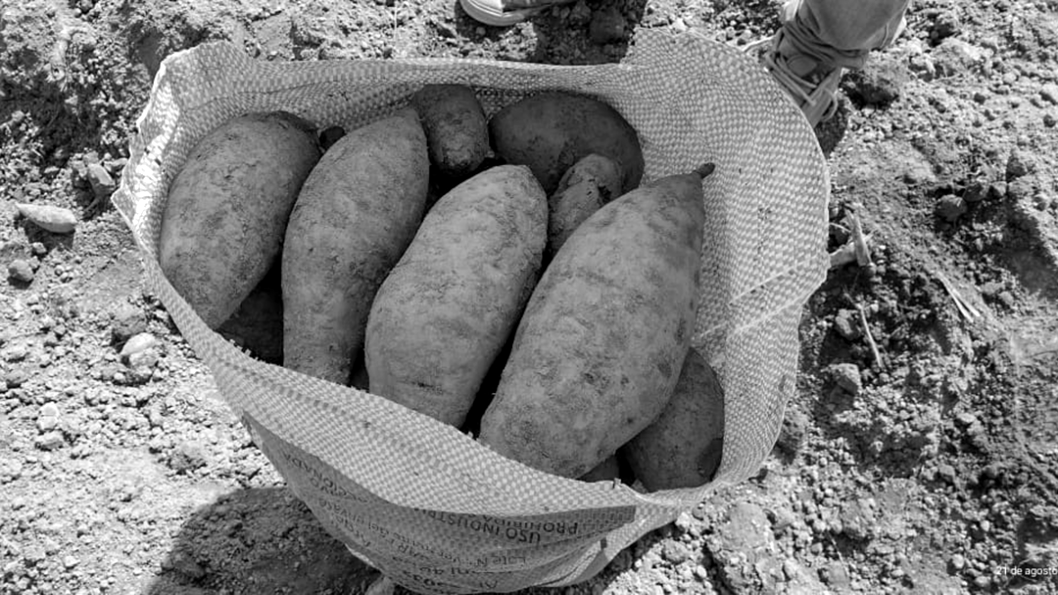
[365,164,547,427]
[488,91,644,194]
[622,348,725,490]
[282,109,430,385]
[547,153,624,258]
[159,111,320,329]
[410,84,490,181]
[478,164,714,478]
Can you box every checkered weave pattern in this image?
[111,29,829,594]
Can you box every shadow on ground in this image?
[142,487,377,595]
[143,479,650,595]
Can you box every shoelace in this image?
[744,35,840,124]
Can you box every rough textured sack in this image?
[111,30,829,595]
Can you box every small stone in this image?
[1006,150,1031,180]
[831,363,862,395]
[673,511,695,533]
[661,541,692,565]
[37,403,60,432]
[770,507,797,532]
[63,555,79,569]
[936,463,957,484]
[5,368,28,389]
[111,303,147,344]
[776,408,808,456]
[963,180,990,203]
[30,242,46,257]
[23,546,46,565]
[936,194,967,222]
[1033,193,1053,211]
[35,431,65,450]
[833,309,861,340]
[169,441,208,472]
[930,11,961,40]
[821,561,851,588]
[950,554,965,570]
[997,291,1016,309]
[8,260,34,284]
[121,332,157,359]
[2,342,28,362]
[842,57,908,107]
[1041,83,1058,105]
[87,163,117,199]
[15,203,78,234]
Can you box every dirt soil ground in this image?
[2,0,1058,594]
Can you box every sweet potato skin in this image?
[411,84,489,181]
[478,168,708,478]
[364,164,547,427]
[282,109,429,386]
[547,153,624,258]
[621,349,725,490]
[488,91,644,194]
[159,111,320,329]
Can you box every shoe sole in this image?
[459,0,546,26]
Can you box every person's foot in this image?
[745,30,843,128]
[459,0,543,26]
[459,0,571,26]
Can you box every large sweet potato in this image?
[478,164,713,478]
[159,111,320,329]
[282,109,429,386]
[364,165,547,427]
[488,91,644,194]
[621,349,725,490]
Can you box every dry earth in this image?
[1,0,1057,594]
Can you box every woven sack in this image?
[111,29,829,594]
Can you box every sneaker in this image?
[458,0,550,26]
[745,30,843,127]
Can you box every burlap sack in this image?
[111,29,829,594]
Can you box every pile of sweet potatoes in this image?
[159,85,724,491]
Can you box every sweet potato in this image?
[159,111,320,329]
[477,164,714,478]
[488,91,644,194]
[547,153,624,258]
[410,84,489,181]
[364,165,547,427]
[621,349,725,490]
[282,109,430,385]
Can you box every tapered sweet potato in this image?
[488,91,644,194]
[621,349,725,490]
[159,111,320,329]
[282,109,430,386]
[365,165,547,427]
[411,84,489,181]
[547,153,624,258]
[478,164,713,478]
